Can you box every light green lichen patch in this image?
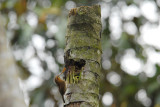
[66,26,101,41]
[67,22,101,35]
[79,79,99,94]
[82,71,100,84]
[67,79,99,94]
[80,102,99,107]
[68,5,101,25]
[66,27,99,39]
[70,93,99,104]
[68,15,101,26]
[76,5,101,19]
[68,48,101,63]
[85,61,101,72]
[65,35,101,50]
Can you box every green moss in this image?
[66,47,101,63]
[70,93,99,103]
[65,37,101,50]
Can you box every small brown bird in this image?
[55,68,67,103]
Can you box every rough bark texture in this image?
[64,5,102,107]
[0,15,26,107]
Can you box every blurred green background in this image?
[1,0,160,107]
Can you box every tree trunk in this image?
[64,5,102,107]
[0,15,26,107]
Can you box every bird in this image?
[55,67,67,103]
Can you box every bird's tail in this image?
[62,95,65,103]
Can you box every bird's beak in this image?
[59,67,68,76]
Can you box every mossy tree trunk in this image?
[64,5,102,107]
[0,15,26,107]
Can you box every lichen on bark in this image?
[64,5,102,107]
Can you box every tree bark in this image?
[0,15,26,107]
[64,5,102,107]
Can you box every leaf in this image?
[14,0,27,16]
